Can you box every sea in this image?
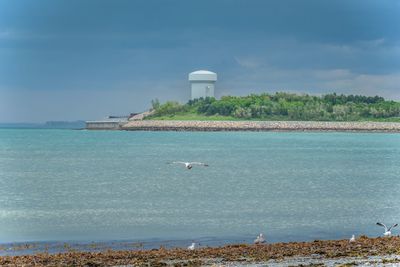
[0,129,399,255]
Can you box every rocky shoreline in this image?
[122,120,400,132]
[1,236,400,266]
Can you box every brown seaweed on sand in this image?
[1,236,400,266]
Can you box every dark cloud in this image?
[1,0,399,42]
[0,0,399,122]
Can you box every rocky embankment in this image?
[122,120,400,132]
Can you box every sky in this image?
[0,0,399,122]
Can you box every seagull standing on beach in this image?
[349,235,356,243]
[376,222,398,237]
[254,233,266,244]
[170,162,209,170]
[187,243,196,250]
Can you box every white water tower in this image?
[188,70,217,100]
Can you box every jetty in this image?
[122,120,400,132]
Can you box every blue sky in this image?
[0,0,399,122]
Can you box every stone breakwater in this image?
[122,120,400,132]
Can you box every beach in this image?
[1,236,400,266]
[121,120,400,132]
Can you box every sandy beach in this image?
[1,236,400,266]
[121,120,400,132]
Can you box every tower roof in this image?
[189,70,217,81]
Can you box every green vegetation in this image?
[149,114,239,121]
[148,93,400,122]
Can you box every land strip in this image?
[122,120,400,132]
[1,236,400,266]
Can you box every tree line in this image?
[150,93,400,121]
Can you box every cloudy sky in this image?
[0,0,399,122]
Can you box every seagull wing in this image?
[377,222,388,231]
[190,162,209,167]
[389,224,399,231]
[171,161,187,165]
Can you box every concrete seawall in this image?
[86,121,126,130]
[122,120,400,132]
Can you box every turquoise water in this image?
[0,129,400,248]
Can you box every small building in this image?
[188,70,217,100]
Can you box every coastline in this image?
[1,236,400,266]
[121,120,400,132]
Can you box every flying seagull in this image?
[376,222,398,237]
[170,161,209,170]
[349,234,356,243]
[187,242,196,250]
[254,233,266,244]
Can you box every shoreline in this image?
[1,236,400,266]
[120,120,400,132]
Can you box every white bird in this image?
[171,161,209,170]
[187,242,196,250]
[349,234,356,243]
[376,222,398,237]
[254,233,266,244]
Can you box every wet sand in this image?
[1,236,400,266]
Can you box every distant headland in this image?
[0,121,86,129]
[86,92,400,132]
[85,69,400,131]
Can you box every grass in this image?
[357,117,400,122]
[146,113,400,122]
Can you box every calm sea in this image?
[0,129,399,253]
